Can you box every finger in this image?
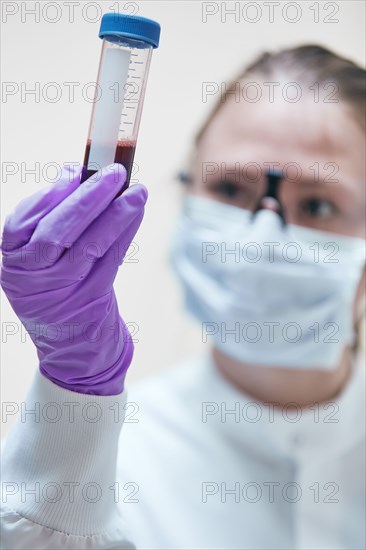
[60,184,148,274]
[1,183,147,273]
[29,164,128,249]
[102,208,145,268]
[80,208,145,297]
[1,165,83,252]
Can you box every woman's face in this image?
[190,78,366,239]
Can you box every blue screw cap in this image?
[99,13,160,48]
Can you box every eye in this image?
[212,180,240,198]
[301,198,337,218]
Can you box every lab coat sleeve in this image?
[0,370,135,549]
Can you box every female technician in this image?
[1,45,365,549]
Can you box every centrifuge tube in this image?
[81,13,161,190]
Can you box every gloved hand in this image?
[0,164,147,395]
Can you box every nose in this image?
[253,170,287,225]
[258,196,281,213]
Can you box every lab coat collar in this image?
[201,349,365,465]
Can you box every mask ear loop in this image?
[252,169,287,226]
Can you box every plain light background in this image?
[1,0,365,438]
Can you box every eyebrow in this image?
[204,172,343,187]
[283,178,339,186]
[281,176,349,189]
[199,161,353,189]
[281,178,361,203]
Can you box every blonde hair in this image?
[195,44,365,145]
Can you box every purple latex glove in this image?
[0,164,147,395]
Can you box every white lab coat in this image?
[1,351,365,549]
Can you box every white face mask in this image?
[170,195,365,370]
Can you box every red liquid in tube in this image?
[81,139,136,194]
